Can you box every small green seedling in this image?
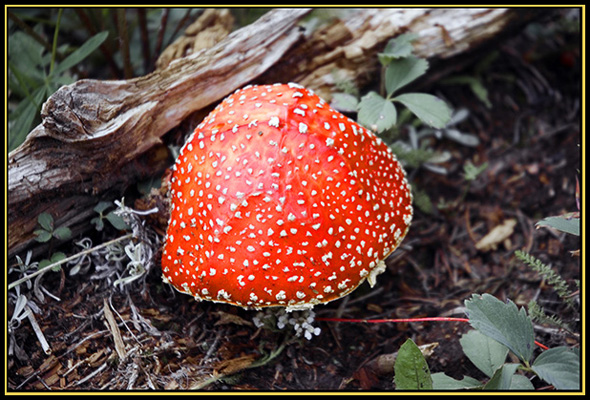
[34,212,72,243]
[91,201,129,231]
[357,33,452,133]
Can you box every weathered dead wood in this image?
[8,8,545,259]
[155,8,235,70]
[259,8,546,99]
[8,8,311,258]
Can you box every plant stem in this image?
[49,8,64,76]
[8,233,134,291]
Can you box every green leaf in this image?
[52,31,109,76]
[53,226,72,240]
[49,252,66,271]
[394,339,433,390]
[378,33,420,65]
[37,212,54,231]
[34,230,53,243]
[431,373,482,390]
[39,252,66,271]
[393,93,452,129]
[536,215,580,236]
[463,161,489,181]
[510,374,535,390]
[531,346,580,390]
[94,201,112,214]
[460,330,509,378]
[385,57,429,96]
[483,363,520,390]
[8,31,45,74]
[357,92,397,133]
[105,211,129,230]
[8,86,47,151]
[330,92,359,113]
[465,294,535,364]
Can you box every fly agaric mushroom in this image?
[162,83,412,311]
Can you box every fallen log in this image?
[8,7,546,259]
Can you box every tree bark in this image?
[7,7,545,259]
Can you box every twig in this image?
[75,362,108,387]
[103,298,127,360]
[26,305,51,355]
[8,233,133,291]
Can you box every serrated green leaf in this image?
[378,33,420,65]
[460,330,509,378]
[385,57,429,96]
[536,215,580,236]
[37,212,54,231]
[53,31,109,76]
[39,252,67,271]
[393,93,452,129]
[50,251,66,263]
[357,92,397,133]
[531,346,580,390]
[483,363,520,390]
[394,339,433,390]
[465,294,535,363]
[431,373,482,390]
[330,92,359,113]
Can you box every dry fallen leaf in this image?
[214,354,258,376]
[475,219,517,252]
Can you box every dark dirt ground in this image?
[7,10,582,392]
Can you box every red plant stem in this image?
[316,316,549,350]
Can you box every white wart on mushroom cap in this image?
[161,82,413,311]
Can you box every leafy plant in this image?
[393,294,580,391]
[8,8,108,151]
[8,8,210,153]
[91,201,130,231]
[34,212,72,243]
[332,33,452,134]
[515,250,576,309]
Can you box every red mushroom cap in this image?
[161,83,413,310]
